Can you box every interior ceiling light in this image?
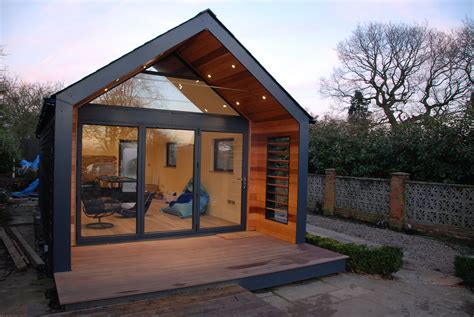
[178,83,183,90]
[195,80,200,83]
[207,74,212,78]
[231,64,236,69]
[104,88,108,92]
[143,65,147,69]
[223,104,227,108]
[262,95,267,100]
[115,78,120,82]
[204,108,208,112]
[236,101,240,105]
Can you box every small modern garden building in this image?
[36,10,346,306]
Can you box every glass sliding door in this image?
[199,132,243,229]
[79,124,138,237]
[78,123,245,242]
[144,128,195,233]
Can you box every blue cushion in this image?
[161,201,193,218]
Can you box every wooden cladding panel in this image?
[247,118,300,243]
[177,31,291,122]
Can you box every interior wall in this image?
[145,130,242,224]
[145,129,194,195]
[200,132,242,224]
[248,118,300,243]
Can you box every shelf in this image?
[267,159,289,163]
[267,175,289,180]
[266,199,288,206]
[267,191,288,196]
[266,183,289,189]
[266,207,288,213]
[266,136,290,224]
[267,167,289,172]
[268,142,290,146]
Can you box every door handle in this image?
[241,177,247,190]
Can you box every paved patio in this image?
[257,269,474,316]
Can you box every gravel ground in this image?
[307,213,473,275]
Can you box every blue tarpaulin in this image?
[12,178,39,198]
[12,154,40,198]
[19,155,39,170]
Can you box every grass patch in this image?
[306,233,403,276]
[455,255,474,290]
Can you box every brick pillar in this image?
[389,172,409,230]
[323,169,336,216]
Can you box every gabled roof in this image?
[37,9,313,134]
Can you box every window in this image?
[265,136,290,224]
[166,142,177,167]
[214,138,234,172]
[91,54,239,116]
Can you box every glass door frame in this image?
[76,103,248,245]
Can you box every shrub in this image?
[0,128,18,174]
[306,233,403,276]
[455,255,474,290]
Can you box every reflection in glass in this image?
[145,129,195,233]
[80,125,138,237]
[200,132,242,228]
[91,55,240,116]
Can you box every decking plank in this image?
[0,227,27,271]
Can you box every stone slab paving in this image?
[306,223,381,248]
[257,271,474,316]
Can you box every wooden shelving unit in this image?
[265,136,290,224]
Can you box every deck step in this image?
[49,285,286,316]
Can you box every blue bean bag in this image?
[161,179,209,219]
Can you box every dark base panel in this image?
[238,258,347,291]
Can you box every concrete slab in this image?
[306,224,381,248]
[257,294,296,313]
[262,271,474,317]
[272,279,339,301]
[328,285,372,301]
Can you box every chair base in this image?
[86,221,113,229]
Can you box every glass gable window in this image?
[92,55,239,116]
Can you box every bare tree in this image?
[321,21,473,127]
[1,76,61,152]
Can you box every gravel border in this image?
[307,213,473,275]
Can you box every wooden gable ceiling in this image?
[175,31,293,122]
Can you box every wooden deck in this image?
[55,232,347,309]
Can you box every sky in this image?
[1,0,471,116]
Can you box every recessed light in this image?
[231,64,236,69]
[104,88,108,92]
[207,74,212,78]
[195,80,200,83]
[262,95,267,100]
[178,83,183,90]
[236,101,240,106]
[204,108,208,112]
[223,104,227,108]
[115,78,120,82]
[143,65,147,69]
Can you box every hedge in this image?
[306,233,403,276]
[455,255,474,290]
